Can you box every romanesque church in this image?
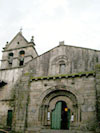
[0,31,100,133]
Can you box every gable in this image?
[29,44,100,77]
[4,32,28,50]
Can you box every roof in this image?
[3,32,30,51]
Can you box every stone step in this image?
[26,129,95,133]
[40,129,94,133]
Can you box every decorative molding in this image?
[30,71,95,81]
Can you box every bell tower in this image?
[0,31,38,69]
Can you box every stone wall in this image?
[29,45,100,77]
[0,68,23,128]
[1,46,37,69]
[27,74,96,131]
[0,43,100,132]
[11,71,31,133]
[0,68,23,83]
[95,64,100,132]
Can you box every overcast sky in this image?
[0,0,100,60]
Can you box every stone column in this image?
[77,104,81,123]
[44,105,48,126]
[39,104,49,127]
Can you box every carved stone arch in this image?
[39,86,83,127]
[39,85,84,106]
[49,55,71,75]
[49,96,74,112]
[42,89,77,106]
[51,55,69,65]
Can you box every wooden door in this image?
[51,102,62,129]
[7,110,13,127]
[51,101,71,130]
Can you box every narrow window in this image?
[59,61,66,74]
[19,50,25,66]
[96,56,98,62]
[8,53,14,65]
[7,110,13,127]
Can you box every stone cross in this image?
[20,27,23,33]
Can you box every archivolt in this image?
[38,85,84,106]
[51,55,69,65]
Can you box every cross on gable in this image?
[20,27,23,33]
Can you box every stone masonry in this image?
[0,32,100,133]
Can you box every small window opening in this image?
[8,53,14,65]
[19,50,25,55]
[96,56,98,62]
[19,50,25,66]
[7,110,13,127]
[19,60,24,66]
[59,61,66,74]
[17,42,20,44]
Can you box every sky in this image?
[0,0,100,60]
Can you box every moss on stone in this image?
[95,64,100,69]
[24,73,30,76]
[30,71,95,81]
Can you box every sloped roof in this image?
[4,32,29,51]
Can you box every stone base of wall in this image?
[25,129,95,133]
[25,127,41,133]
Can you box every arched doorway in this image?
[51,101,70,130]
[39,89,81,130]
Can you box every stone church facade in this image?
[0,32,100,133]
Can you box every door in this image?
[51,102,62,129]
[51,101,70,130]
[67,109,71,129]
[61,102,71,129]
[7,110,13,127]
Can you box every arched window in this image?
[8,52,14,65]
[19,50,25,66]
[59,61,66,74]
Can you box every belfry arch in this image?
[39,87,83,130]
